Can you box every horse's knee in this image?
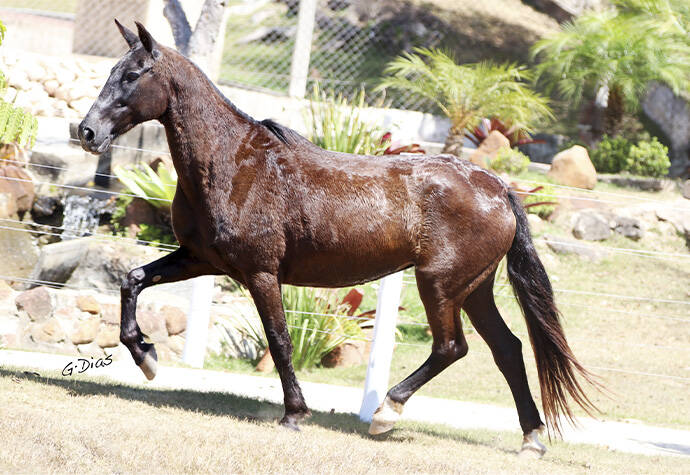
[121,267,145,294]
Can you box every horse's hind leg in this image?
[120,247,219,379]
[369,272,468,435]
[245,271,310,430]
[462,274,546,458]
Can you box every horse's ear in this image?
[114,18,139,49]
[135,21,161,59]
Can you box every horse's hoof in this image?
[518,426,547,459]
[368,396,403,435]
[137,347,158,380]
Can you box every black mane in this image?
[260,119,291,145]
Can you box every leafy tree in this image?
[378,48,553,156]
[0,20,38,150]
[530,3,690,138]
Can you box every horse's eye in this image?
[125,71,140,82]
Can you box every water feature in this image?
[61,195,113,240]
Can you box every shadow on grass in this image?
[1,367,514,455]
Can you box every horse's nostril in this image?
[83,127,95,142]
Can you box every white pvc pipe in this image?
[182,275,215,368]
[359,271,404,422]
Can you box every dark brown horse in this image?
[78,20,597,457]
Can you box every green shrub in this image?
[590,135,670,176]
[306,84,389,155]
[590,135,632,173]
[523,183,558,219]
[113,163,176,210]
[136,223,177,246]
[282,286,364,371]
[626,137,670,177]
[489,148,530,175]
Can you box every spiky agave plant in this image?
[378,48,553,156]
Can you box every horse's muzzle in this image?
[78,120,112,155]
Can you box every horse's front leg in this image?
[120,247,219,379]
[246,272,310,429]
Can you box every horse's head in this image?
[78,20,168,154]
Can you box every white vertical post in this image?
[359,271,404,422]
[182,275,215,368]
[288,0,317,98]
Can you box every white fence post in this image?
[288,0,317,98]
[359,271,404,422]
[182,275,215,368]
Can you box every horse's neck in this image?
[160,64,249,198]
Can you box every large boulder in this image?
[0,222,39,281]
[548,145,597,189]
[572,211,611,241]
[27,237,167,292]
[642,83,690,177]
[0,165,35,215]
[469,131,510,169]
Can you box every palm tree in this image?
[378,48,553,156]
[530,3,690,138]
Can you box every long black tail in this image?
[505,191,599,435]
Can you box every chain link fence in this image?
[221,0,444,112]
[0,0,447,113]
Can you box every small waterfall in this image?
[61,195,107,240]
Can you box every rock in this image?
[527,213,546,234]
[683,180,690,200]
[96,325,120,348]
[76,295,100,314]
[101,303,120,325]
[122,198,159,229]
[24,62,46,82]
[322,340,368,368]
[167,334,186,356]
[77,341,104,357]
[15,286,53,321]
[0,223,39,281]
[43,79,60,97]
[28,237,166,292]
[69,97,93,117]
[518,133,569,164]
[7,69,30,90]
[613,216,644,241]
[3,86,17,103]
[162,305,186,336]
[543,233,608,262]
[138,309,167,343]
[0,165,35,214]
[31,195,63,226]
[54,67,76,87]
[0,192,18,219]
[655,207,690,236]
[0,280,14,302]
[642,82,690,176]
[469,131,510,169]
[597,174,670,192]
[70,316,100,344]
[526,0,604,23]
[30,318,65,344]
[548,146,597,189]
[572,212,611,241]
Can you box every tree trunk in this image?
[442,126,466,157]
[604,84,624,137]
[162,0,227,76]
